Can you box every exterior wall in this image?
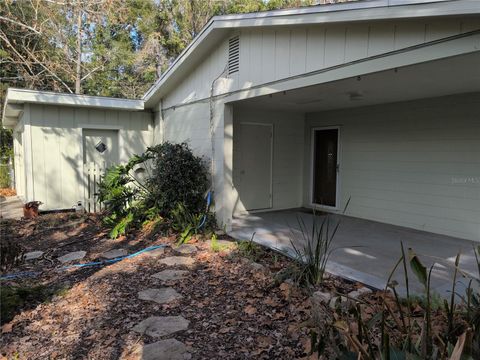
[232,106,304,214]
[162,17,480,108]
[28,104,153,210]
[305,93,480,241]
[13,119,26,199]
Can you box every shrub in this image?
[97,142,211,239]
[147,142,209,216]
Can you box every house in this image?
[2,0,480,243]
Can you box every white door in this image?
[237,123,273,211]
[82,129,119,167]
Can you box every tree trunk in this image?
[75,6,82,94]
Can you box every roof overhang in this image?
[143,0,480,108]
[2,88,144,129]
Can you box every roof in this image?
[142,0,480,108]
[2,88,144,128]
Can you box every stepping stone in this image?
[24,251,43,261]
[133,339,191,360]
[173,244,197,255]
[101,248,128,259]
[138,288,183,304]
[142,248,165,258]
[57,251,86,263]
[159,256,195,267]
[151,270,189,282]
[133,316,189,337]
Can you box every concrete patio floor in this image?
[230,209,479,297]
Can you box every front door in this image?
[238,123,273,211]
[313,128,338,207]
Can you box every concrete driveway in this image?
[230,209,479,297]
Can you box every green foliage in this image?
[309,243,480,359]
[98,142,211,239]
[1,285,68,324]
[237,233,263,261]
[291,213,338,287]
[0,164,11,188]
[147,142,209,216]
[97,152,155,238]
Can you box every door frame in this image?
[309,125,341,211]
[239,122,274,211]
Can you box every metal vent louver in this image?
[228,36,239,75]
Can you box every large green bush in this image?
[147,142,209,216]
[98,142,210,238]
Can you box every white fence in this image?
[83,162,105,213]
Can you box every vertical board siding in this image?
[232,107,304,213]
[163,17,478,110]
[305,93,480,241]
[28,104,152,210]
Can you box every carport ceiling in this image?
[234,51,480,112]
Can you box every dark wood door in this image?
[313,129,338,207]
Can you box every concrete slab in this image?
[0,196,23,220]
[159,257,195,267]
[101,248,128,259]
[24,251,44,261]
[151,270,189,282]
[230,210,479,297]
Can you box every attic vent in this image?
[228,36,240,75]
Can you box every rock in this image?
[24,251,43,261]
[143,248,165,258]
[250,262,265,271]
[151,270,189,282]
[312,291,332,304]
[348,287,373,299]
[101,248,128,259]
[330,295,354,310]
[134,339,191,360]
[133,316,189,337]
[214,229,226,236]
[173,244,197,255]
[159,256,195,267]
[57,251,86,263]
[138,288,183,304]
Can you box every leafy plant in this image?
[170,202,204,244]
[147,142,209,216]
[237,233,263,261]
[97,152,155,238]
[290,213,338,287]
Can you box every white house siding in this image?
[28,104,152,210]
[161,18,480,111]
[232,106,304,214]
[305,93,480,242]
[237,18,479,91]
[13,119,26,199]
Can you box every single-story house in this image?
[2,0,480,242]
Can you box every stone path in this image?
[24,251,43,261]
[138,288,183,304]
[57,251,86,263]
[133,339,191,360]
[101,248,128,259]
[132,316,190,337]
[173,244,197,255]
[159,256,195,267]
[151,270,189,282]
[132,248,196,359]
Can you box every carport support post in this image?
[220,103,235,232]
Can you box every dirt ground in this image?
[0,213,326,359]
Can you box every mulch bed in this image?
[0,213,345,359]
